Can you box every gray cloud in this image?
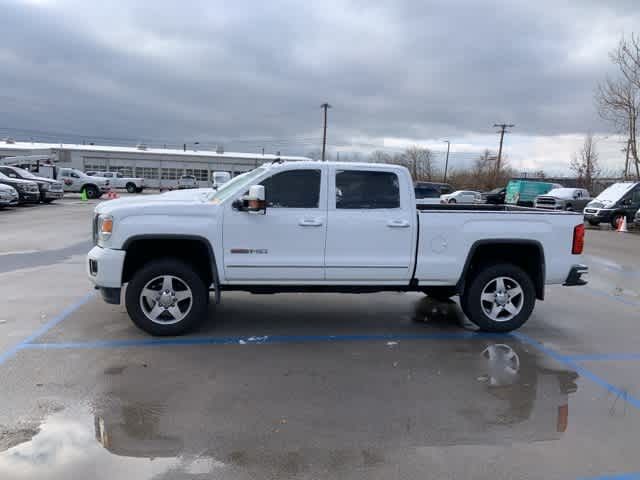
[0,0,638,155]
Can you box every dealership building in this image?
[0,139,309,188]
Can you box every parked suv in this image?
[0,183,19,208]
[414,182,453,205]
[0,171,40,203]
[583,182,640,228]
[534,188,591,212]
[482,187,506,204]
[177,175,197,189]
[0,165,64,203]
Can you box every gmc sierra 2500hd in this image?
[87,161,588,336]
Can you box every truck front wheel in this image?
[84,185,100,199]
[125,258,209,336]
[461,263,535,333]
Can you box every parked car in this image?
[177,175,197,189]
[0,171,40,204]
[212,171,231,189]
[505,180,563,207]
[0,183,19,208]
[88,161,587,336]
[87,171,144,193]
[482,187,506,205]
[58,168,110,199]
[634,208,640,228]
[440,190,483,204]
[583,182,640,228]
[534,188,591,212]
[414,181,453,205]
[0,165,64,203]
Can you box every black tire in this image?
[423,286,458,301]
[448,199,457,204]
[135,187,144,193]
[126,183,136,193]
[42,198,54,204]
[84,185,100,199]
[565,204,574,211]
[611,213,625,229]
[461,263,535,333]
[587,219,600,226]
[125,258,209,336]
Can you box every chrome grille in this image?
[535,197,556,206]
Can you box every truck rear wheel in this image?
[126,183,136,193]
[125,258,209,336]
[461,263,535,333]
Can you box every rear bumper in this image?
[564,264,588,286]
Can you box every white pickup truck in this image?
[87,161,588,336]
[87,171,145,193]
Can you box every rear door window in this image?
[336,170,400,209]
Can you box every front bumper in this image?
[43,190,64,200]
[87,245,126,290]
[564,264,588,286]
[17,191,41,203]
[584,208,613,221]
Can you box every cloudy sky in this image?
[1,0,639,173]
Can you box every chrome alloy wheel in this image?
[479,276,524,322]
[139,275,193,325]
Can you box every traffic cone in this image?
[617,216,629,233]
[80,189,88,201]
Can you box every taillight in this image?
[572,224,585,254]
[557,404,568,432]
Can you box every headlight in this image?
[97,215,114,244]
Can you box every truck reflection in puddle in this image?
[0,299,578,479]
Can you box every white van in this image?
[583,182,640,228]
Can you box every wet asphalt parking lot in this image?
[1,195,640,480]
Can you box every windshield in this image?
[211,167,267,203]
[10,167,38,179]
[595,183,635,203]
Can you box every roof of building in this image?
[0,140,310,162]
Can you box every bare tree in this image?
[570,133,601,191]
[596,35,640,178]
[369,150,392,163]
[403,146,435,180]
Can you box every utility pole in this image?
[442,140,451,183]
[493,123,514,175]
[320,103,331,161]
[623,138,631,179]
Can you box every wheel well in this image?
[122,238,214,286]
[458,241,545,300]
[83,183,98,191]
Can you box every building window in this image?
[184,169,209,182]
[109,166,133,176]
[135,167,158,179]
[161,168,183,180]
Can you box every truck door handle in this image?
[387,219,410,228]
[299,218,323,227]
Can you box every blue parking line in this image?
[25,331,506,350]
[583,286,640,308]
[0,291,95,366]
[566,353,640,362]
[513,332,640,411]
[580,472,640,480]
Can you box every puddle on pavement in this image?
[0,336,579,479]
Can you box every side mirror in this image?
[233,185,266,214]
[247,185,266,213]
